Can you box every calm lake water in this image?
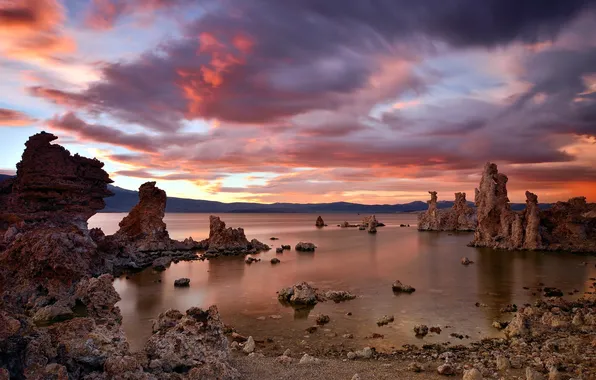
[89,213,596,352]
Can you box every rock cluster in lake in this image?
[418,191,477,231]
[200,215,270,256]
[470,162,596,252]
[0,133,238,379]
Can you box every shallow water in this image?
[89,213,596,352]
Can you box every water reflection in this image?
[99,213,596,352]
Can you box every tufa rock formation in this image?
[418,191,476,231]
[470,162,596,252]
[315,215,326,227]
[115,181,168,244]
[0,131,113,230]
[200,215,269,255]
[0,133,239,379]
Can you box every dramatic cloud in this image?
[0,108,36,126]
[6,0,596,202]
[0,0,74,59]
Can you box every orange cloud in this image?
[0,0,74,59]
[0,108,36,127]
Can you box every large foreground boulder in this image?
[145,306,239,379]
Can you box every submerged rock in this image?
[322,290,356,303]
[270,257,280,264]
[315,314,330,325]
[461,257,474,265]
[377,315,395,326]
[413,324,429,337]
[174,278,190,287]
[295,242,316,252]
[392,280,416,293]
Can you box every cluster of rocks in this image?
[199,216,270,257]
[277,282,357,309]
[418,191,477,232]
[337,215,385,232]
[0,133,239,379]
[470,162,596,252]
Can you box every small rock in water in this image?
[430,326,442,334]
[281,245,291,250]
[270,258,281,264]
[463,368,482,380]
[242,336,255,354]
[173,278,190,287]
[377,315,395,326]
[461,257,474,265]
[414,324,429,337]
[295,242,316,252]
[299,354,321,365]
[316,314,330,325]
[275,247,283,254]
[323,290,356,303]
[245,256,260,264]
[543,287,563,297]
[392,280,415,293]
[437,363,455,376]
[270,237,279,240]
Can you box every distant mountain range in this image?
[0,174,550,213]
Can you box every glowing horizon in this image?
[1,1,596,205]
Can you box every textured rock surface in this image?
[315,216,326,227]
[144,306,239,379]
[418,192,476,231]
[470,162,596,252]
[115,182,168,245]
[200,216,269,255]
[0,134,239,379]
[0,132,113,230]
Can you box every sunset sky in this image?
[1,0,595,204]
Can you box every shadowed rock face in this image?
[115,181,169,243]
[0,132,113,230]
[418,191,476,231]
[0,134,238,379]
[470,162,596,252]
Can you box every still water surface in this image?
[89,213,596,351]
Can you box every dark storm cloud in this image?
[31,0,594,131]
